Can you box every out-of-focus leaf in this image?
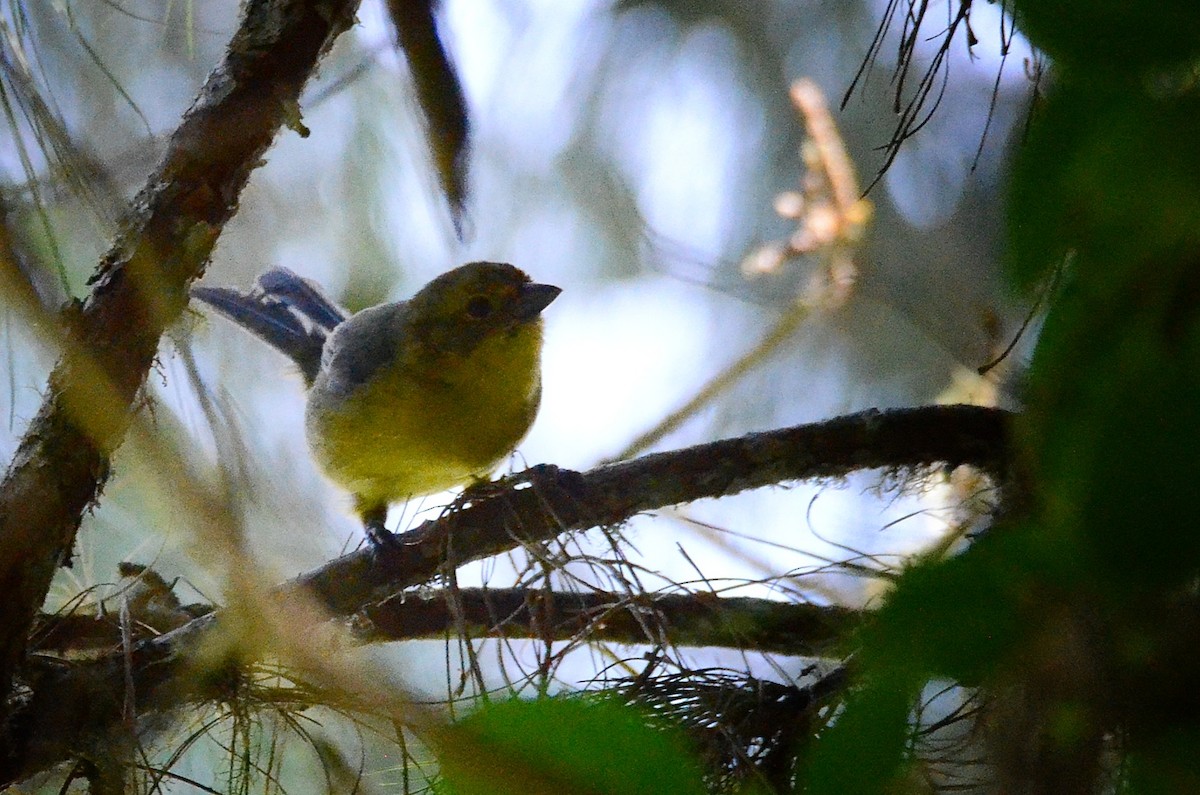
[1009,75,1200,588]
[1121,728,1200,792]
[437,696,706,795]
[1007,85,1200,291]
[1016,0,1200,72]
[800,670,914,795]
[1026,274,1200,588]
[384,0,470,235]
[868,534,1042,685]
[1000,1,1200,786]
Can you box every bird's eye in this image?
[466,295,493,319]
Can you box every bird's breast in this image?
[304,321,545,504]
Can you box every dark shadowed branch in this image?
[384,0,470,228]
[0,0,361,757]
[356,587,859,657]
[31,588,855,659]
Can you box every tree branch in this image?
[292,403,1012,616]
[355,587,859,657]
[31,587,857,662]
[0,403,1009,784]
[0,0,360,757]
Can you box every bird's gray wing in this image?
[256,268,347,331]
[316,302,407,399]
[192,268,348,385]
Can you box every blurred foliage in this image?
[437,695,707,795]
[1016,0,1200,72]
[802,2,1200,793]
[383,0,470,231]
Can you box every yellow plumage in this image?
[193,262,559,538]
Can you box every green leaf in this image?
[437,696,707,795]
[865,537,1037,684]
[801,672,915,795]
[1008,85,1200,291]
[1015,0,1200,71]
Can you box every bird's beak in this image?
[515,282,562,321]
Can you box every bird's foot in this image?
[365,520,400,549]
[360,505,403,553]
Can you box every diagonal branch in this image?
[0,0,361,745]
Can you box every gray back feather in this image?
[316,302,408,399]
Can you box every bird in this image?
[192,262,560,545]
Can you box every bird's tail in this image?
[192,268,347,385]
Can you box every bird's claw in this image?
[364,519,402,552]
